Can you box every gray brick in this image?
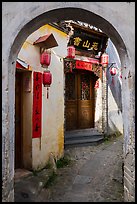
[124,165,134,178]
[124,176,135,197]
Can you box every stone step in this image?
[64,136,104,147]
[65,128,103,139]
[65,135,103,141]
[64,129,104,147]
[65,132,102,139]
[65,128,101,133]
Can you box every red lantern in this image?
[101,53,109,67]
[43,70,52,98]
[110,67,117,76]
[40,51,51,67]
[67,46,75,58]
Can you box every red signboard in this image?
[76,60,92,71]
[32,72,42,138]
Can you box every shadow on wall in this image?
[108,113,123,135]
[106,39,122,113]
[107,73,122,113]
[95,110,123,135]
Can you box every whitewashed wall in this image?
[2,2,135,201]
[18,24,68,170]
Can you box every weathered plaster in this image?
[20,24,67,170]
[2,2,135,202]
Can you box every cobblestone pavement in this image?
[15,135,124,202]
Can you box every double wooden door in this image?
[65,69,96,131]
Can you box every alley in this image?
[15,135,124,202]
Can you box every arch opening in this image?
[3,4,134,202]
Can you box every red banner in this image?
[76,60,92,71]
[32,72,42,138]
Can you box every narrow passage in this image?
[15,135,124,202]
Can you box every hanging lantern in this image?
[67,46,75,58]
[40,50,51,68]
[43,70,52,99]
[110,67,117,76]
[101,53,109,67]
[120,74,122,78]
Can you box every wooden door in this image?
[77,71,95,129]
[65,71,78,130]
[15,71,22,169]
[65,70,96,131]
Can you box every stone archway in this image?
[2,2,135,202]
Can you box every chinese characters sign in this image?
[64,58,102,78]
[32,72,42,138]
[68,30,108,55]
[76,60,92,71]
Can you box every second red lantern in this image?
[43,71,52,99]
[43,70,52,86]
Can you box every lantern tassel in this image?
[47,87,49,99]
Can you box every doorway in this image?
[65,69,97,131]
[15,70,32,170]
[15,71,23,169]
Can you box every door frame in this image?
[15,70,23,169]
[15,69,32,170]
[65,69,97,131]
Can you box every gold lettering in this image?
[73,37,82,46]
[83,40,90,48]
[90,42,98,50]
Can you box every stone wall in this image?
[106,39,123,135]
[102,69,107,134]
[2,2,135,202]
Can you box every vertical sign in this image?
[32,71,42,138]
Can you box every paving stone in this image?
[15,135,124,202]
